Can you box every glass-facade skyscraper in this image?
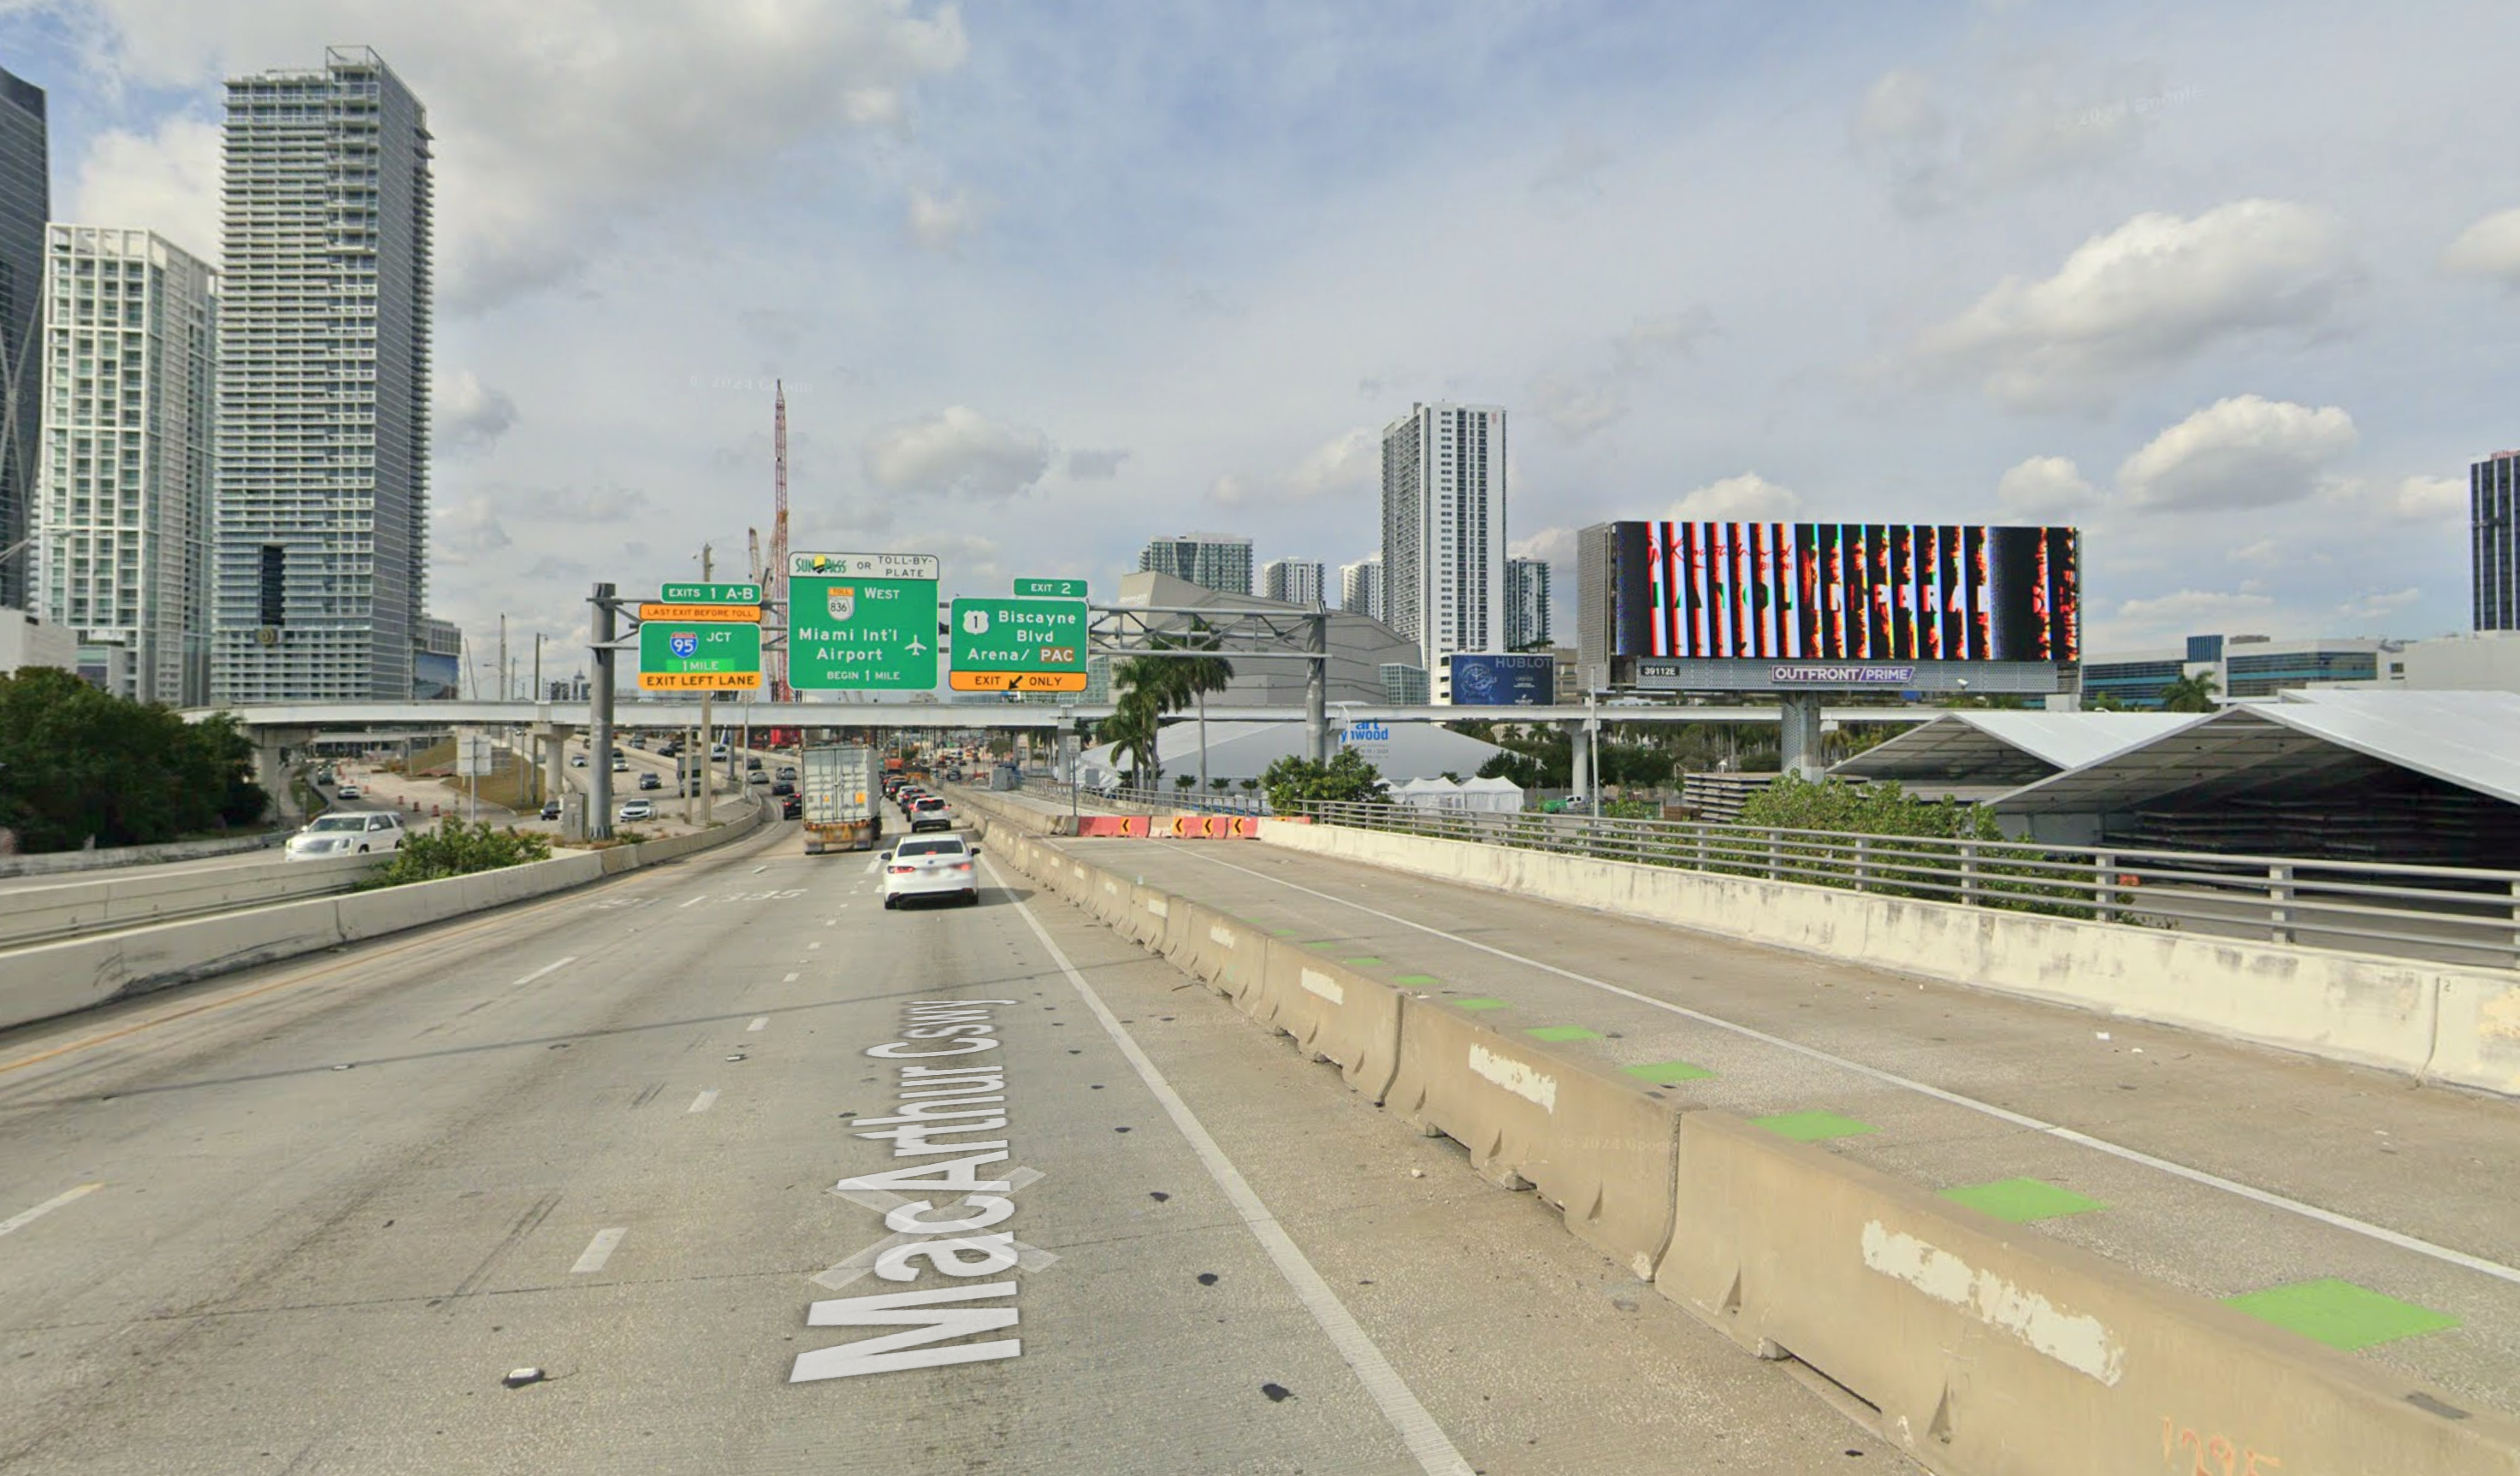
[1381,402,1507,673]
[2477,451,2518,632]
[214,48,434,701]
[1137,533,1252,595]
[0,67,47,611]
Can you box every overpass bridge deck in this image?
[1012,811,2520,1418]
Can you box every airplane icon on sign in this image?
[905,636,931,656]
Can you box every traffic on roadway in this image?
[0,782,1918,1474]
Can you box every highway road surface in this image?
[0,819,1913,1474]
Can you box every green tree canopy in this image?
[0,669,267,852]
[1261,748,1387,813]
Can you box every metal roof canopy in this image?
[1995,691,2520,815]
[1832,711,2203,787]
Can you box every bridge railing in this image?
[1298,800,2520,971]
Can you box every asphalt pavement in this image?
[0,818,1908,1474]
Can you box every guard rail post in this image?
[2096,853,2118,924]
[1852,835,1870,893]
[2269,863,2295,945]
[1766,829,1780,883]
[1960,839,1981,906]
[2510,878,2520,969]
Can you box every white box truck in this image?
[801,745,881,853]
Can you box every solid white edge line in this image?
[0,1182,103,1237]
[571,1226,627,1273]
[987,857,1473,1476]
[511,956,577,987]
[1174,847,2520,1290]
[689,1089,719,1113]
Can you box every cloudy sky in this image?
[5,0,2517,683]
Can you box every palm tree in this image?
[1097,687,1164,790]
[2158,670,2221,713]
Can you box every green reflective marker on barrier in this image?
[1454,998,1510,1012]
[1393,974,1440,986]
[2223,1279,2458,1351]
[1753,1111,1876,1142]
[1939,1178,2105,1224]
[1526,1024,1603,1042]
[1623,1060,1715,1084]
[1342,957,1387,968]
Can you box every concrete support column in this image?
[1778,693,1825,781]
[254,726,312,823]
[535,723,573,809]
[1565,720,1592,800]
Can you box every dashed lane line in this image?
[988,857,1474,1476]
[0,1183,103,1238]
[689,1089,719,1113]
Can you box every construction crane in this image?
[747,527,762,585]
[766,381,791,700]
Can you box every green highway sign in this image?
[1014,577,1088,599]
[948,596,1088,693]
[788,551,940,691]
[638,620,762,691]
[660,582,761,604]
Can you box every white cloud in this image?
[1210,427,1377,507]
[862,406,1054,499]
[2118,395,2357,512]
[907,187,977,251]
[1065,448,1130,480]
[47,0,971,310]
[2381,475,2466,523]
[1612,308,1717,369]
[1531,307,1716,440]
[64,115,221,260]
[1995,455,2097,518]
[1510,527,1577,566]
[1913,200,2357,410]
[2443,208,2520,289]
[1529,369,1629,440]
[1852,63,2173,215]
[2113,587,2275,630]
[1671,472,1801,521]
[2335,587,2420,623]
[522,485,655,523]
[1532,128,1612,193]
[435,495,512,558]
[435,371,518,458]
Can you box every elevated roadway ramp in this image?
[955,788,2520,1471]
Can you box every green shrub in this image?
[1262,748,1387,815]
[360,820,553,888]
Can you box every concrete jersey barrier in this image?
[1257,818,2520,1100]
[0,802,772,1034]
[0,830,282,879]
[0,852,385,951]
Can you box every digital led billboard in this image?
[1446,652,1553,706]
[1605,522,2079,664]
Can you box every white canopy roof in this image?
[1833,711,2204,788]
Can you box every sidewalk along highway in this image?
[1036,830,2520,1424]
[0,806,1913,1473]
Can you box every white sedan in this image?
[285,811,405,860]
[882,835,979,909]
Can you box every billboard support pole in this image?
[1779,693,1825,781]
[589,582,617,841]
[1305,612,1328,765]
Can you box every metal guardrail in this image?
[1300,801,2520,971]
[1032,781,1269,816]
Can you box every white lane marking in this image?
[753,865,768,874]
[571,1227,627,1273]
[988,857,1472,1476]
[0,1183,103,1238]
[807,941,824,950]
[512,957,577,986]
[679,896,707,909]
[1177,848,2520,1290]
[783,971,801,983]
[748,1017,769,1032]
[689,1089,719,1113]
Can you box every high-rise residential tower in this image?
[1136,532,1252,595]
[2478,450,2519,632]
[0,66,47,610]
[1339,556,1382,622]
[33,227,219,706]
[1505,556,1551,649]
[214,47,433,701]
[1381,402,1506,671]
[1262,558,1325,608]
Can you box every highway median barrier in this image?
[1240,942,1405,1101]
[1656,1108,2520,1476]
[0,801,771,1033]
[1387,994,1681,1280]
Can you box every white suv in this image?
[286,811,406,860]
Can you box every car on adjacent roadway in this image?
[540,800,563,821]
[618,799,656,822]
[779,794,802,820]
[285,810,405,860]
[882,835,979,908]
[638,771,661,790]
[908,794,955,832]
[335,782,364,800]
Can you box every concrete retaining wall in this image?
[963,801,2520,1473]
[0,853,387,949]
[0,830,281,878]
[1256,819,2520,1099]
[0,801,772,1033]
